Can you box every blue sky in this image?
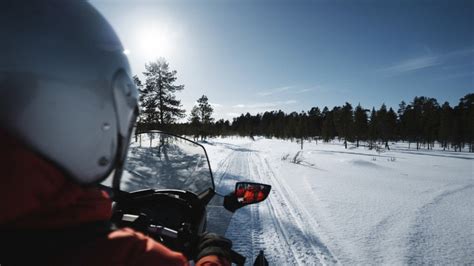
[90,0,473,120]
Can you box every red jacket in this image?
[0,130,228,266]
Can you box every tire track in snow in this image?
[213,142,337,265]
[253,153,338,265]
[365,212,401,264]
[213,148,259,262]
[214,150,238,190]
[249,153,300,265]
[406,183,474,264]
[214,147,308,264]
[225,149,307,264]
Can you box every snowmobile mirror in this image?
[223,182,271,212]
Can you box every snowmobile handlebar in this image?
[147,222,246,265]
[121,213,247,265]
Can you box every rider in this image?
[0,1,231,265]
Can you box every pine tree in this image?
[374,104,397,150]
[353,104,368,147]
[385,107,398,149]
[409,97,440,150]
[368,108,378,149]
[189,95,214,139]
[439,102,453,150]
[333,103,353,148]
[140,59,185,129]
[321,107,336,142]
[455,93,474,152]
[308,107,323,138]
[196,95,214,124]
[297,111,309,149]
[189,106,201,140]
[134,75,158,126]
[397,101,407,142]
[376,104,388,145]
[423,98,440,150]
[411,97,424,149]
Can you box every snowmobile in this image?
[107,131,271,265]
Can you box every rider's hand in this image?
[195,232,232,264]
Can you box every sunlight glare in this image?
[136,22,178,59]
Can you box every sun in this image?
[136,23,178,59]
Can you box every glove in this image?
[195,232,233,263]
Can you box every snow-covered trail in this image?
[255,140,474,265]
[212,142,337,265]
[204,137,474,265]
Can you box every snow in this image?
[200,137,474,265]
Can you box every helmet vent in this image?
[102,123,111,131]
[98,157,110,166]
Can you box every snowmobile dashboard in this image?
[111,189,208,256]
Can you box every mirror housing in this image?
[223,182,271,212]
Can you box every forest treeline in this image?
[134,59,474,152]
[165,94,473,152]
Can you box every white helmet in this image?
[0,1,139,185]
